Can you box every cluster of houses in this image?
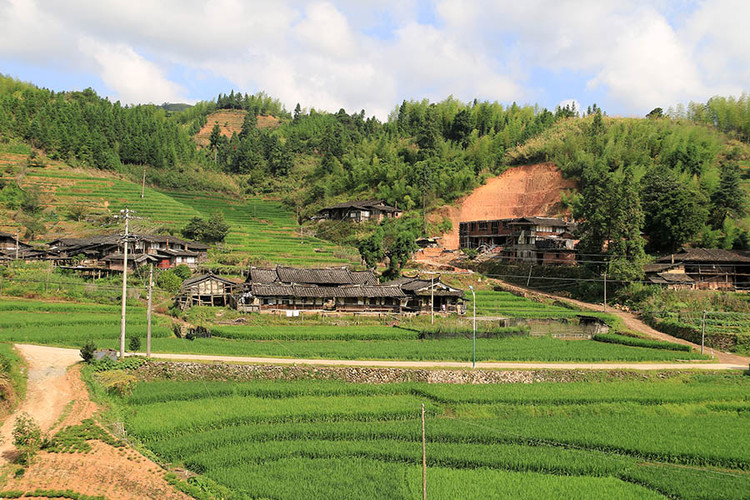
[459,217,578,265]
[0,231,209,275]
[177,266,466,315]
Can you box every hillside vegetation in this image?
[1,74,749,272]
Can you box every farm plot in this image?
[18,165,358,267]
[0,299,171,346]
[168,193,360,267]
[467,290,586,319]
[119,374,750,499]
[0,298,707,362]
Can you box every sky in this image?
[0,0,748,120]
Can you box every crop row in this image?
[121,376,750,499]
[128,378,750,412]
[117,335,707,362]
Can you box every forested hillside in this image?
[1,74,749,275]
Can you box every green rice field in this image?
[117,374,750,499]
[0,298,708,362]
[17,167,358,267]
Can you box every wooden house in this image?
[177,273,242,309]
[316,200,402,223]
[655,249,750,290]
[387,275,466,314]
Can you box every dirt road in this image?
[0,344,189,499]
[141,352,747,371]
[0,345,84,463]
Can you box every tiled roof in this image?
[247,266,378,286]
[656,248,750,264]
[251,283,405,298]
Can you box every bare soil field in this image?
[440,163,577,249]
[195,110,280,147]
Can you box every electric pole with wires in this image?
[116,208,138,360]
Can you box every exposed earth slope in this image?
[441,163,577,249]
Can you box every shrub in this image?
[79,340,96,363]
[12,413,42,465]
[128,336,141,352]
[94,370,137,397]
[157,270,182,294]
[173,264,192,280]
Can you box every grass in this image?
[115,374,750,499]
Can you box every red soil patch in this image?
[0,345,189,499]
[440,163,577,249]
[195,110,280,148]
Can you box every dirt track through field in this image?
[0,345,189,499]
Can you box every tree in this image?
[357,227,384,267]
[646,107,664,119]
[181,211,230,243]
[208,123,222,152]
[710,161,747,228]
[642,169,708,252]
[386,231,417,277]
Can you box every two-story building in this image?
[316,200,402,223]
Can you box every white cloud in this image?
[586,11,705,111]
[78,38,188,104]
[1,0,748,118]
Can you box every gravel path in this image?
[139,352,747,371]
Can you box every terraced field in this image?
[117,374,750,499]
[0,298,707,362]
[3,156,358,266]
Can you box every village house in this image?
[654,248,750,290]
[316,200,402,223]
[386,275,466,314]
[176,273,243,309]
[459,217,578,265]
[47,233,209,272]
[202,265,468,315]
[644,263,695,290]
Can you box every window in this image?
[491,221,499,233]
[478,221,488,231]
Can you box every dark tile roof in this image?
[320,199,401,213]
[385,275,464,297]
[656,248,750,264]
[101,253,157,263]
[250,283,405,298]
[247,266,378,286]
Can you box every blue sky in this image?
[0,0,747,120]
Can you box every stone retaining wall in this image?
[133,361,697,385]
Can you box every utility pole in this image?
[430,275,434,325]
[421,403,427,500]
[469,285,476,369]
[147,263,153,358]
[141,166,146,199]
[14,228,19,261]
[526,265,533,287]
[118,208,134,360]
[603,272,607,313]
[701,310,706,355]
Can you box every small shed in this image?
[177,273,242,309]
